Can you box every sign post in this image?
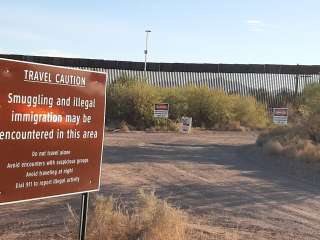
[79,192,90,240]
[0,58,107,238]
[154,103,169,130]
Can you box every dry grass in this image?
[306,113,320,143]
[65,190,238,240]
[226,121,241,131]
[291,140,320,163]
[258,83,320,163]
[154,119,180,132]
[257,127,310,147]
[119,121,130,132]
[258,127,320,163]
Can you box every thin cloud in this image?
[247,20,262,24]
[246,19,265,32]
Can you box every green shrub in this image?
[206,90,235,128]
[306,113,320,143]
[182,87,268,129]
[184,87,214,128]
[303,83,320,114]
[106,77,269,130]
[299,83,320,143]
[107,82,159,129]
[159,88,188,120]
[232,96,269,129]
[182,87,235,128]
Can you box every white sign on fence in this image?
[154,103,169,118]
[180,117,192,133]
[273,108,288,125]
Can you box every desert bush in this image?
[257,126,320,162]
[258,83,320,163]
[106,77,269,130]
[107,82,159,129]
[163,87,268,129]
[181,87,231,128]
[282,83,320,129]
[159,88,188,120]
[66,190,188,240]
[303,83,320,114]
[300,83,320,144]
[282,139,320,162]
[66,191,239,240]
[134,190,187,240]
[257,127,310,147]
[119,121,130,132]
[296,140,320,162]
[306,114,320,143]
[232,96,268,129]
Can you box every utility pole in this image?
[144,30,151,75]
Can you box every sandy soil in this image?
[1,131,320,239]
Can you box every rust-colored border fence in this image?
[1,54,319,107]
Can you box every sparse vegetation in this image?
[257,83,320,163]
[106,75,269,130]
[65,190,238,240]
[66,190,187,240]
[106,78,159,130]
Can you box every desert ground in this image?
[1,131,320,240]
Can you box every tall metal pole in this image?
[144,30,151,75]
[79,192,89,240]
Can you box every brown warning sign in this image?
[0,58,106,205]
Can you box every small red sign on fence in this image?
[154,103,169,118]
[273,108,288,125]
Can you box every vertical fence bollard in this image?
[294,64,300,105]
[79,192,89,240]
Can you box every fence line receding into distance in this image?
[77,68,320,107]
[1,54,320,107]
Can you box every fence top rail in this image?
[1,54,320,74]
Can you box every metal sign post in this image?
[79,192,90,240]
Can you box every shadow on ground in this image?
[102,142,320,209]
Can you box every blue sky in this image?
[1,0,319,65]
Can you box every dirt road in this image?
[1,131,320,239]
